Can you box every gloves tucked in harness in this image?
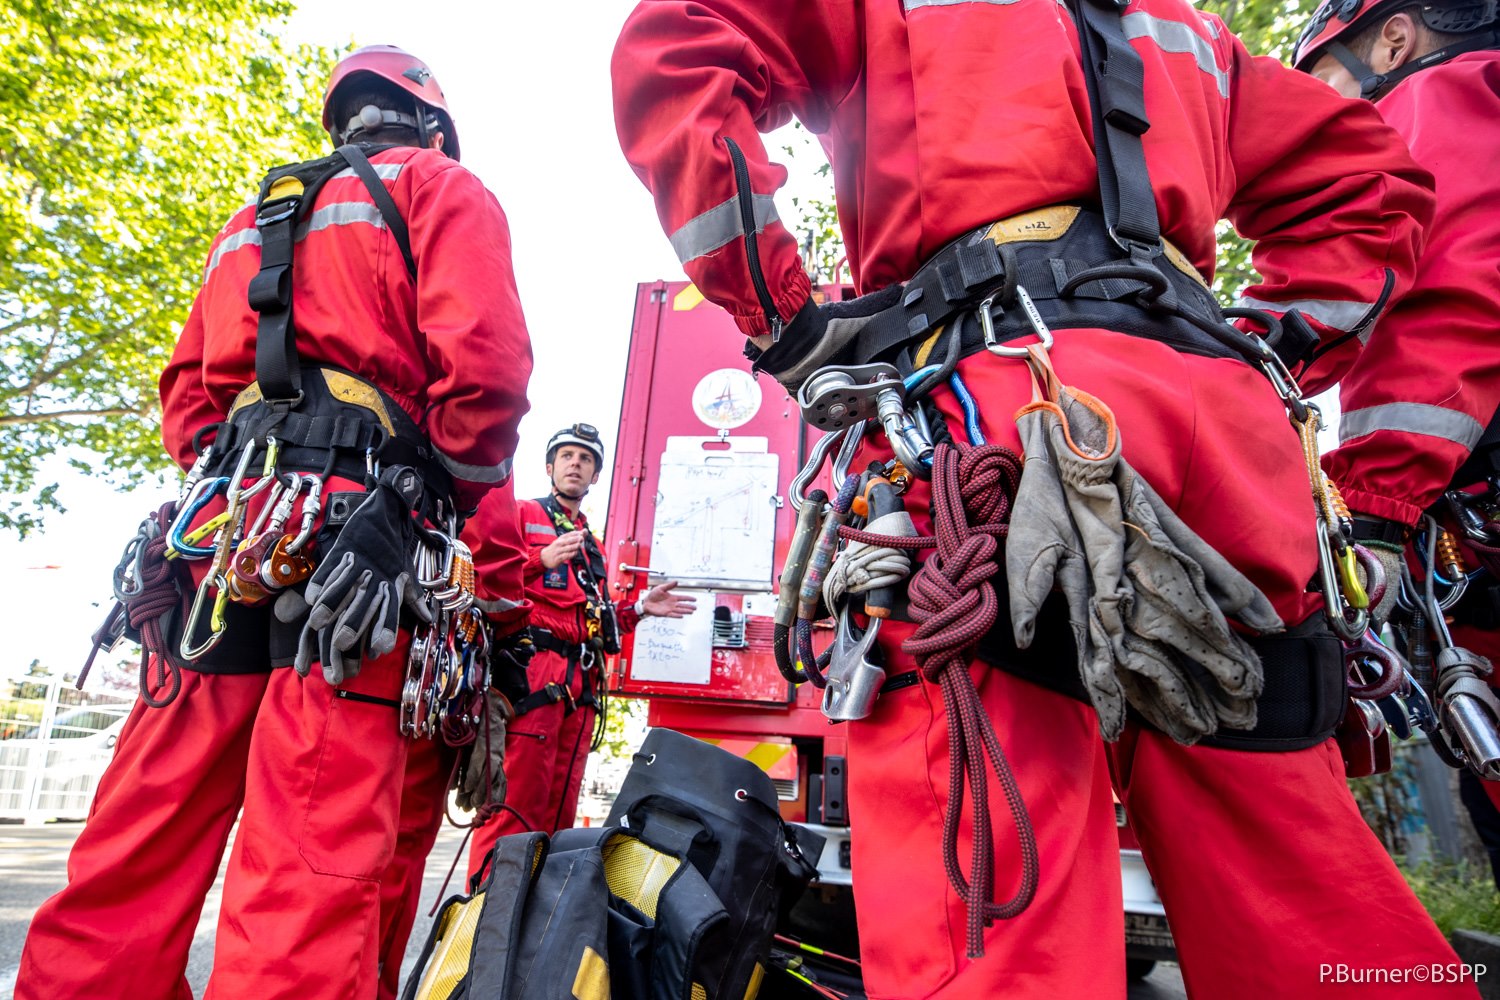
[1006,346,1282,743]
[748,285,903,395]
[456,690,513,812]
[283,465,432,685]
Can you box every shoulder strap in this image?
[335,144,417,279]
[1069,0,1163,266]
[248,146,417,404]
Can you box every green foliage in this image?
[1402,862,1500,936]
[597,695,647,761]
[0,0,340,534]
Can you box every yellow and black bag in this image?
[405,728,824,1000]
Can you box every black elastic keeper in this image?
[1349,515,1408,548]
[247,266,292,313]
[1276,308,1320,370]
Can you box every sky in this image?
[0,0,1341,682]
[0,0,835,681]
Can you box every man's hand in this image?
[540,529,587,569]
[639,580,697,618]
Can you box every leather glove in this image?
[748,285,903,395]
[1007,355,1281,743]
[1006,397,1127,737]
[456,690,512,812]
[291,466,432,685]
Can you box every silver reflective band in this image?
[1235,294,1379,341]
[1339,403,1486,450]
[201,162,406,282]
[525,522,557,537]
[1121,12,1229,98]
[475,595,525,616]
[440,452,513,485]
[668,192,780,265]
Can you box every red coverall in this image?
[18,145,532,1000]
[613,2,1462,997]
[1321,53,1500,829]
[466,498,641,877]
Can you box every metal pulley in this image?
[798,363,933,474]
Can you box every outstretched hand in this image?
[640,580,696,618]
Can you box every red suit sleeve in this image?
[1218,30,1434,393]
[467,479,530,634]
[612,1,859,338]
[407,162,534,511]
[1321,56,1500,525]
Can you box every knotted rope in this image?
[901,441,1038,958]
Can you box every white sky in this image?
[0,0,835,680]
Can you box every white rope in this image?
[824,510,917,610]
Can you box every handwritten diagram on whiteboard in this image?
[651,436,779,590]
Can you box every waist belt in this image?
[893,596,1344,751]
[531,628,587,661]
[850,206,1314,377]
[202,366,458,527]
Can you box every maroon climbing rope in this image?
[901,442,1039,959]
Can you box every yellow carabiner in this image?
[1336,542,1370,610]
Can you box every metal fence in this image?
[0,676,133,824]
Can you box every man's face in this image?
[1309,52,1365,99]
[548,445,599,494]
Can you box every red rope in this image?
[126,504,184,708]
[901,442,1038,958]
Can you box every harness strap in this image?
[1071,0,1161,265]
[513,682,572,717]
[249,144,415,405]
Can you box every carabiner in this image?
[1317,515,1368,642]
[180,572,230,660]
[166,476,230,560]
[981,289,1054,358]
[285,475,324,554]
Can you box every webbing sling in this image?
[249,144,417,404]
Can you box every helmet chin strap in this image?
[552,478,588,503]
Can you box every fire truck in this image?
[602,279,1176,988]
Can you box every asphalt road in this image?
[0,822,1186,999]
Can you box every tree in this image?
[0,0,339,534]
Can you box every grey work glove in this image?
[1007,369,1281,743]
[1007,397,1127,737]
[456,691,512,812]
[748,286,903,395]
[288,466,432,685]
[1358,538,1406,633]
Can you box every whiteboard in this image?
[629,591,715,685]
[650,437,779,590]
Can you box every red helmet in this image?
[322,45,460,160]
[1294,0,1497,87]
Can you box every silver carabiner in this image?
[982,289,1054,358]
[1317,514,1368,642]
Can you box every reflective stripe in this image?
[1121,12,1229,98]
[668,193,780,265]
[1339,403,1486,450]
[440,451,513,486]
[525,522,557,537]
[204,227,261,282]
[202,201,393,282]
[1235,295,1378,341]
[328,162,404,183]
[475,595,525,616]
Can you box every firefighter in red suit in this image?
[17,45,532,1000]
[1300,0,1500,890]
[466,424,694,878]
[612,2,1469,997]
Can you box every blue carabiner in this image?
[167,476,230,559]
[948,372,986,446]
